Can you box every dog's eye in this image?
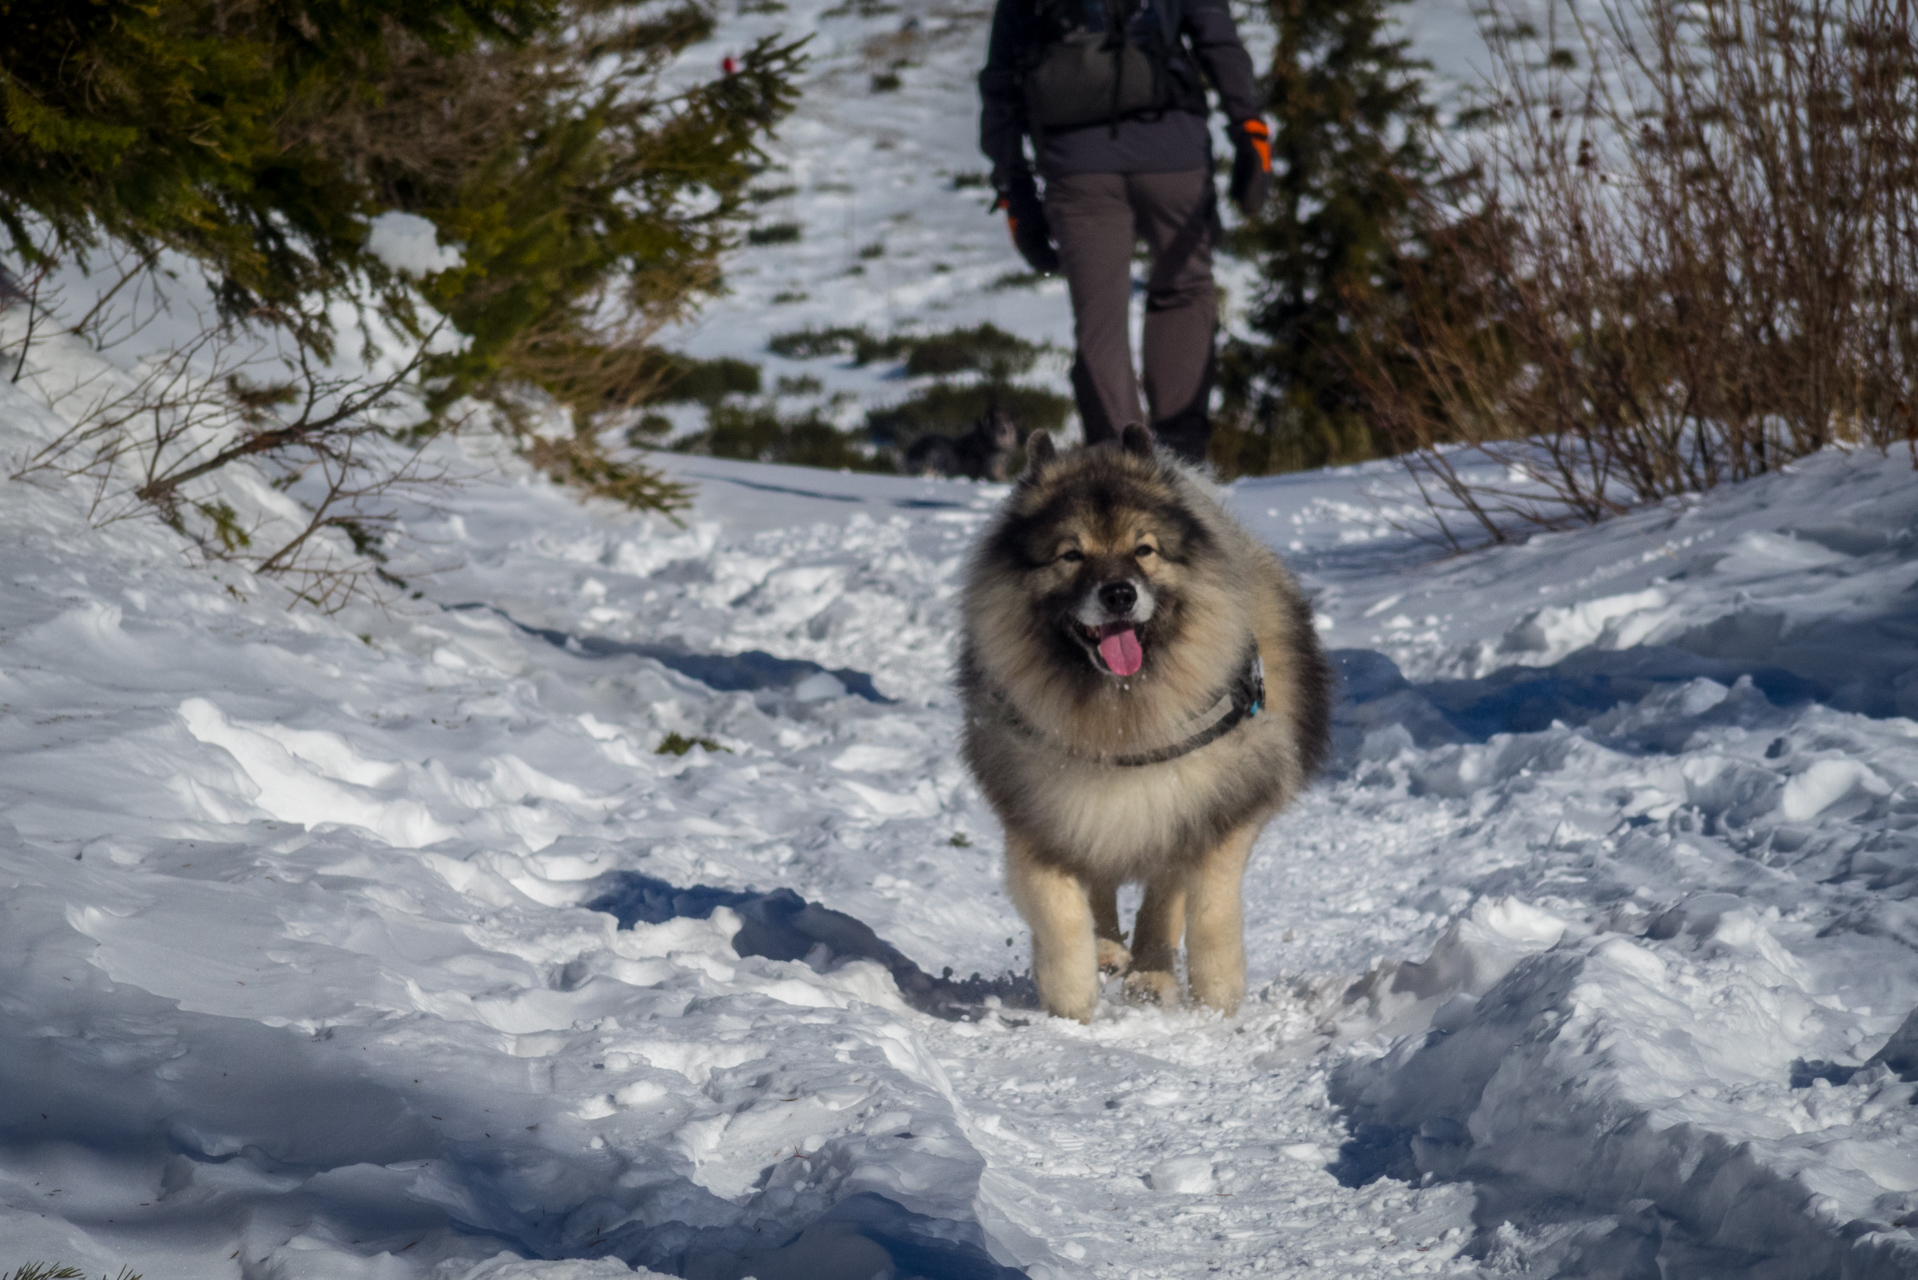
[1058,549,1084,564]
[1135,545,1156,559]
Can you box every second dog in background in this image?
[958,425,1332,1022]
[903,408,1020,481]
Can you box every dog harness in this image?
[988,640,1265,767]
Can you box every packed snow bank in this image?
[1325,671,1918,1273]
[19,0,1918,1267]
[1295,449,1918,719]
[2,363,1469,1278]
[0,377,1045,1277]
[8,325,1918,1279]
[1260,453,1918,1274]
[0,816,1020,1278]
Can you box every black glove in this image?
[994,174,1060,275]
[1228,117,1274,217]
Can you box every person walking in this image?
[978,0,1271,463]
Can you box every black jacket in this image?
[978,0,1262,185]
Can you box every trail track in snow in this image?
[0,366,1488,1278]
[8,0,1918,1270]
[8,322,1918,1278]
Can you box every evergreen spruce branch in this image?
[2,0,807,592]
[1217,0,1444,476]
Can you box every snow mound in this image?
[9,340,1918,1277]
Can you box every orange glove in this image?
[994,185,1059,275]
[1229,118,1273,216]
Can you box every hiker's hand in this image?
[1228,118,1273,217]
[996,183,1060,276]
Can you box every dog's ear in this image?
[1119,423,1155,460]
[1022,430,1057,478]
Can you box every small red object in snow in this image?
[722,56,738,74]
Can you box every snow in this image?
[365,214,465,277]
[649,0,1288,428]
[649,0,1500,437]
[8,1,1918,1276]
[9,323,1918,1275]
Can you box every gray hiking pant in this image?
[1045,168,1219,462]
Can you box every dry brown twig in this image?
[6,312,461,611]
[1358,0,1918,542]
[2,257,57,384]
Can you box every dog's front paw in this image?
[1096,938,1133,977]
[1123,969,1179,1007]
[1041,992,1098,1024]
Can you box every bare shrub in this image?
[2,257,58,382]
[6,296,457,611]
[1363,0,1918,545]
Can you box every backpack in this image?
[1021,0,1200,133]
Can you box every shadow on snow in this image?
[448,602,892,704]
[0,856,1031,1280]
[583,872,1039,1024]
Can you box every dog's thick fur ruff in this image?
[958,425,1332,1021]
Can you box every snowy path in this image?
[9,0,1918,1273]
[8,339,1918,1278]
[651,0,1488,435]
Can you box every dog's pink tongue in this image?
[1098,627,1144,676]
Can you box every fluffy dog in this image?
[958,425,1332,1022]
[903,408,1021,481]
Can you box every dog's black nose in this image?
[1098,580,1137,616]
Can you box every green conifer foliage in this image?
[403,13,803,425]
[1214,0,1438,476]
[1,0,803,517]
[0,0,551,331]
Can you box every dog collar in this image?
[988,641,1265,768]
